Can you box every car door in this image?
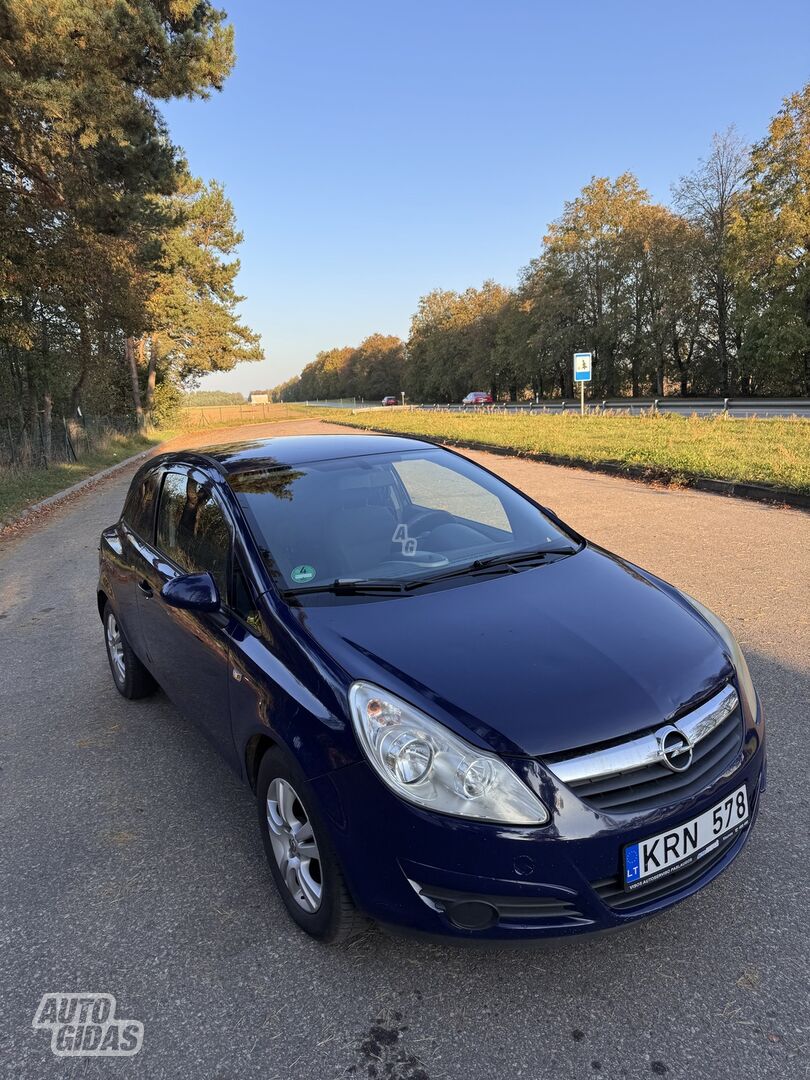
[224,548,281,776]
[115,466,161,660]
[137,467,237,768]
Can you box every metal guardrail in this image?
[298,398,810,418]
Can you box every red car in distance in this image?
[462,391,493,406]
[382,396,398,406]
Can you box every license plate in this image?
[623,784,749,891]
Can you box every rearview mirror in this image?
[161,572,220,613]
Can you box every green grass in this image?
[4,405,806,525]
[0,430,165,523]
[321,408,810,494]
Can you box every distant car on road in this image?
[462,391,493,406]
[99,434,765,944]
[381,396,398,406]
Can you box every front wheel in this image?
[257,747,368,943]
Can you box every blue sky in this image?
[161,0,810,395]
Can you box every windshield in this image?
[230,448,576,593]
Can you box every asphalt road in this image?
[1,419,808,1080]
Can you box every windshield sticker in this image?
[290,564,316,584]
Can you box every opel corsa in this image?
[98,434,765,942]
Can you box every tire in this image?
[103,601,156,700]
[257,746,368,943]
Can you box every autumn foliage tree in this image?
[274,83,810,404]
[273,335,406,402]
[732,85,810,395]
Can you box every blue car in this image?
[98,434,765,943]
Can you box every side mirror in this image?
[161,572,220,613]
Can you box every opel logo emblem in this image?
[657,726,694,772]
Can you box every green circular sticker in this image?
[290,564,316,584]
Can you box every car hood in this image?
[294,547,731,758]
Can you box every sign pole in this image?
[573,351,592,413]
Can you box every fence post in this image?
[63,416,78,462]
[36,414,47,468]
[723,397,729,414]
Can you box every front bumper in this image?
[311,707,766,941]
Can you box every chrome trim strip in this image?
[547,684,739,785]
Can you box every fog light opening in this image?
[446,900,498,931]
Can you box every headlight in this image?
[682,593,758,720]
[349,682,550,825]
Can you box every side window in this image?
[393,459,511,532]
[122,470,159,540]
[156,472,231,598]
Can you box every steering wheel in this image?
[407,509,454,537]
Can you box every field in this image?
[325,408,810,494]
[176,402,306,429]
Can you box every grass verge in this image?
[0,430,165,523]
[0,405,307,524]
[322,409,810,494]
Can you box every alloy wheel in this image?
[266,777,323,912]
[105,612,126,684]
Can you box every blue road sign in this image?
[574,352,592,382]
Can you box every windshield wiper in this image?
[283,546,581,598]
[283,578,411,597]
[400,547,575,588]
[466,545,579,572]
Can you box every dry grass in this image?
[0,430,163,523]
[176,402,304,430]
[0,405,308,523]
[323,408,810,494]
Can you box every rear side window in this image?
[122,470,159,540]
[156,472,231,598]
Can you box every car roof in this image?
[152,433,436,475]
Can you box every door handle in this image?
[137,579,153,598]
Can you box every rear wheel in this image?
[257,747,368,943]
[103,601,156,699]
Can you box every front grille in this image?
[545,684,743,815]
[592,831,738,911]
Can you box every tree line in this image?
[1,1,261,462]
[271,83,810,403]
[182,390,246,406]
